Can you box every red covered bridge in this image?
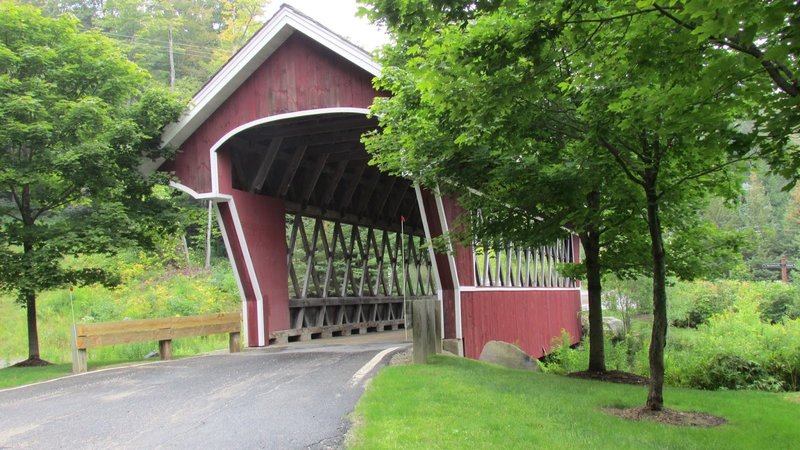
[153,5,581,359]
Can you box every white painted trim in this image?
[414,184,444,337]
[459,286,581,293]
[161,5,380,151]
[166,182,250,346]
[169,181,232,201]
[214,202,249,348]
[208,108,372,194]
[227,199,266,346]
[434,190,463,342]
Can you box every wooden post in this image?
[782,255,789,283]
[74,348,88,374]
[434,300,443,354]
[229,332,241,353]
[412,298,440,363]
[159,340,173,360]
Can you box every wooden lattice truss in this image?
[473,236,576,288]
[273,214,437,342]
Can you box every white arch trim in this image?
[208,107,372,194]
[168,181,266,346]
[434,188,464,343]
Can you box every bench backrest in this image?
[76,312,242,349]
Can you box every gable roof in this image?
[158,4,381,153]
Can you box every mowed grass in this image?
[0,359,141,390]
[0,364,72,390]
[350,356,800,449]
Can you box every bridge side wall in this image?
[420,191,582,359]
[460,290,581,359]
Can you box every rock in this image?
[479,340,540,372]
[442,338,462,356]
[603,317,626,340]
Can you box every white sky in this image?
[263,0,389,51]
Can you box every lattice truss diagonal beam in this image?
[471,210,578,288]
[286,214,437,331]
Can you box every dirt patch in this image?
[388,349,412,366]
[785,393,800,403]
[603,406,726,427]
[12,357,52,367]
[568,370,649,385]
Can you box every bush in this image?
[544,280,800,392]
[667,280,739,328]
[666,294,800,392]
[758,283,800,323]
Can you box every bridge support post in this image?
[412,298,441,364]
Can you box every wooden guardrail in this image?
[73,312,242,374]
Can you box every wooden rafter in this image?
[278,144,307,197]
[250,137,284,192]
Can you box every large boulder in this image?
[479,340,540,372]
[603,317,626,340]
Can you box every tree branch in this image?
[598,136,646,187]
[658,153,757,199]
[564,7,669,24]
[33,184,80,221]
[653,3,799,97]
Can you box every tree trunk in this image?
[583,191,605,373]
[24,289,41,360]
[645,183,667,411]
[20,185,42,362]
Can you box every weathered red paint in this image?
[217,201,259,345]
[230,191,290,332]
[419,189,456,338]
[166,17,583,354]
[171,33,378,194]
[460,289,581,359]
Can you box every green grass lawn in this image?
[0,359,142,390]
[350,356,800,449]
[0,364,73,390]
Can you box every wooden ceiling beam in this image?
[373,177,397,219]
[322,160,349,207]
[277,144,308,197]
[249,137,283,192]
[302,153,329,205]
[339,163,367,212]
[356,171,381,215]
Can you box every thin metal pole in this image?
[401,217,408,341]
[69,287,79,373]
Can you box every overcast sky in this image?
[264,0,389,51]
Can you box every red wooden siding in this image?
[461,289,581,359]
[419,189,456,338]
[217,202,259,345]
[230,191,290,332]
[172,32,379,193]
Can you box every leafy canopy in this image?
[0,2,184,300]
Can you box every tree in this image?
[0,3,184,365]
[362,0,757,410]
[21,1,273,93]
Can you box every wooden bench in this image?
[73,312,242,374]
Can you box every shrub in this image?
[667,280,738,328]
[757,283,800,323]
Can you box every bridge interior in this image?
[219,112,436,342]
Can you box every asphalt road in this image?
[0,335,408,449]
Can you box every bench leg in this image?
[159,339,172,360]
[73,348,88,374]
[229,332,241,353]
